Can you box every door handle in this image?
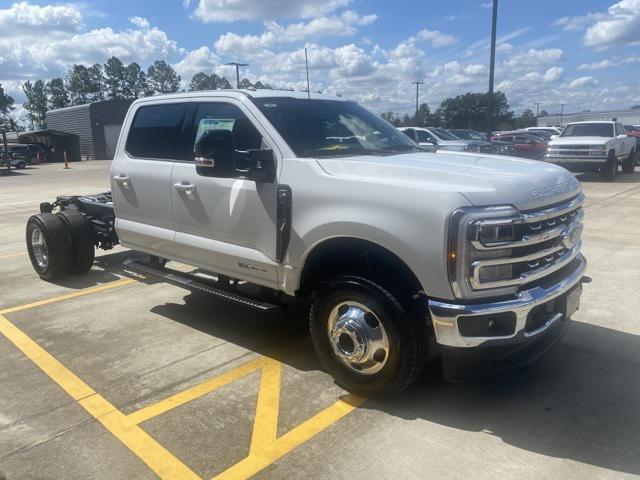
[173,182,196,197]
[113,175,130,188]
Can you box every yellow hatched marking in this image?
[249,358,281,453]
[0,313,199,480]
[127,357,264,425]
[213,393,365,480]
[0,278,136,315]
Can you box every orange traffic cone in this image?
[64,150,70,169]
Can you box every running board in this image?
[123,258,280,312]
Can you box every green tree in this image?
[0,82,15,115]
[514,109,536,129]
[124,63,150,99]
[238,77,253,89]
[67,65,104,105]
[23,80,48,129]
[104,56,127,99]
[435,91,512,131]
[539,109,549,117]
[188,72,233,91]
[413,103,432,127]
[147,60,181,94]
[381,111,400,126]
[46,78,69,110]
[253,80,272,89]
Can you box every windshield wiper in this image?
[303,147,392,158]
[382,145,424,153]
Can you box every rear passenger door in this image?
[169,99,280,288]
[111,100,189,257]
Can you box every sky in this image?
[1,0,639,122]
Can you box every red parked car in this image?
[492,132,548,160]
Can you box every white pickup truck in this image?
[545,121,636,180]
[25,90,587,396]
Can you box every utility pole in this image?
[225,62,249,89]
[487,0,498,135]
[560,103,567,126]
[411,81,424,125]
[535,103,542,118]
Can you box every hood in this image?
[316,151,581,211]
[550,136,612,146]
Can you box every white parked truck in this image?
[545,121,636,180]
[25,91,587,396]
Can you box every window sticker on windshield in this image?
[195,118,235,143]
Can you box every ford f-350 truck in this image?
[25,90,587,396]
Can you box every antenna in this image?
[304,47,311,100]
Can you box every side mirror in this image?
[195,129,236,177]
[194,129,276,182]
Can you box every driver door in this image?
[170,99,280,288]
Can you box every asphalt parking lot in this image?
[1,161,639,480]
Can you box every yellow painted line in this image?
[249,358,281,453]
[0,313,200,479]
[0,251,26,260]
[0,278,137,315]
[214,394,365,480]
[127,357,264,425]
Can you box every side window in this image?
[416,130,435,143]
[402,129,416,141]
[191,102,264,159]
[126,103,188,159]
[501,136,513,142]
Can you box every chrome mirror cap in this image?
[195,157,215,167]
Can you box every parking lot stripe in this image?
[0,313,200,480]
[127,357,265,425]
[249,358,281,453]
[0,277,137,315]
[213,393,365,480]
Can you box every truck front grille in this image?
[469,195,584,290]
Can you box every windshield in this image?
[465,131,487,141]
[430,128,459,140]
[451,130,471,139]
[561,123,614,138]
[251,97,421,157]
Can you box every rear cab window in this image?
[125,103,188,160]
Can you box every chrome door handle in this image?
[113,175,130,187]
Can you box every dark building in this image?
[46,99,133,160]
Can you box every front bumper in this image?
[428,253,586,349]
[429,254,586,381]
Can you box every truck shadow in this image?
[151,293,640,475]
[369,321,640,476]
[579,171,640,183]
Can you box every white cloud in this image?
[193,0,352,22]
[213,11,377,58]
[554,1,640,49]
[411,28,458,47]
[578,55,640,70]
[0,2,83,37]
[504,48,565,69]
[173,46,221,81]
[569,76,599,89]
[584,0,640,49]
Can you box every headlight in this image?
[447,207,519,299]
[590,146,606,156]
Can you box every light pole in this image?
[411,81,424,125]
[487,0,498,134]
[560,103,567,126]
[225,62,249,89]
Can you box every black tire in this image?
[56,210,95,274]
[602,152,618,181]
[148,255,167,268]
[25,213,72,280]
[16,161,26,169]
[622,149,636,174]
[310,275,427,397]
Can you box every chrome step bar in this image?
[123,258,281,312]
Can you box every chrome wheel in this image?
[30,227,48,268]
[327,301,389,375]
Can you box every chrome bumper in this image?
[428,254,587,348]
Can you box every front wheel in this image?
[310,276,427,397]
[602,153,618,181]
